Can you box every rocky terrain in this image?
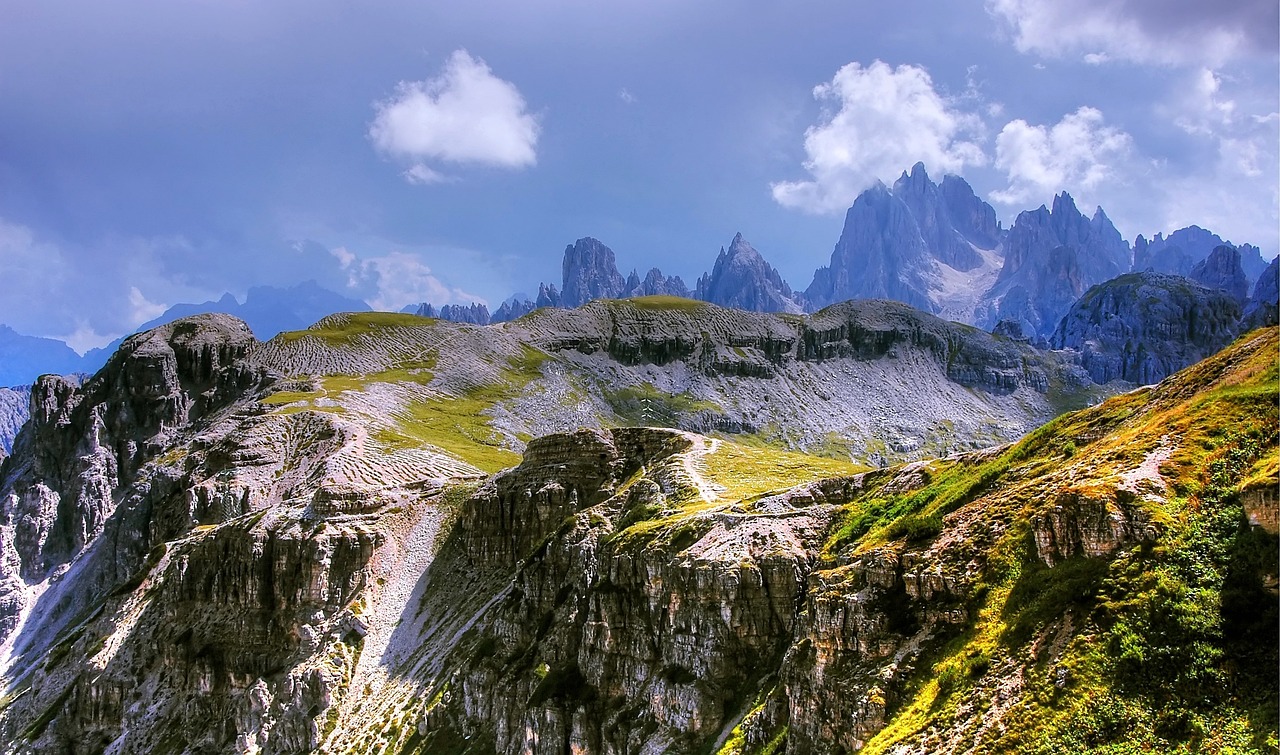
[1050,273,1244,385]
[0,387,29,456]
[0,305,1272,754]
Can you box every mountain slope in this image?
[1050,272,1243,384]
[0,309,1271,753]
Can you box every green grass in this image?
[855,328,1280,753]
[604,382,722,426]
[276,311,435,344]
[700,439,867,504]
[612,295,709,311]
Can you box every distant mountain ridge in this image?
[7,166,1278,384]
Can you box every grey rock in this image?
[561,237,628,307]
[1190,244,1249,303]
[894,163,983,270]
[1133,225,1223,276]
[491,298,538,323]
[416,302,492,325]
[694,233,804,313]
[984,193,1132,337]
[1243,257,1280,329]
[626,267,691,299]
[1050,272,1242,384]
[805,181,936,312]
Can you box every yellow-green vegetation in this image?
[700,439,866,504]
[842,327,1280,753]
[608,439,866,552]
[604,381,722,426]
[260,345,548,474]
[276,311,435,345]
[375,347,547,473]
[612,295,709,312]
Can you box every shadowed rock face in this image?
[1243,257,1280,329]
[1050,272,1242,384]
[1190,245,1250,304]
[562,237,628,308]
[983,193,1132,338]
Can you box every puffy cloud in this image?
[330,248,484,311]
[128,286,166,324]
[369,50,539,183]
[991,107,1133,205]
[987,0,1278,67]
[771,60,986,214]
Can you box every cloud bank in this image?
[987,0,1279,67]
[991,107,1133,205]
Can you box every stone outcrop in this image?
[803,163,1005,322]
[1190,244,1249,304]
[561,237,628,307]
[1243,256,1279,330]
[416,302,492,325]
[0,307,1272,754]
[694,233,804,313]
[1049,272,1241,384]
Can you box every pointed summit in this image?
[695,234,803,313]
[984,191,1132,337]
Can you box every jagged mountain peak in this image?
[695,234,801,313]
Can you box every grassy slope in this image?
[830,327,1279,753]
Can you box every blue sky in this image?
[1,0,1276,350]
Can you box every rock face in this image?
[561,237,629,307]
[1243,257,1280,329]
[416,302,493,325]
[0,315,265,597]
[694,233,804,313]
[1190,244,1250,304]
[804,164,1004,318]
[1134,226,1270,287]
[1050,272,1242,384]
[982,193,1132,337]
[1133,225,1224,277]
[0,386,30,454]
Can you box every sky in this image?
[1,0,1276,351]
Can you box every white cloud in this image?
[991,107,1133,205]
[369,49,539,182]
[403,164,449,185]
[771,60,987,214]
[55,322,116,356]
[338,250,486,311]
[128,286,166,325]
[987,0,1277,67]
[618,88,636,104]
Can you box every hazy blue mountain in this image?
[803,163,1006,321]
[0,326,90,387]
[980,192,1131,337]
[694,233,804,313]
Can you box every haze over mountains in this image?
[2,165,1276,390]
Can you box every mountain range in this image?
[2,165,1276,391]
[0,301,1273,751]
